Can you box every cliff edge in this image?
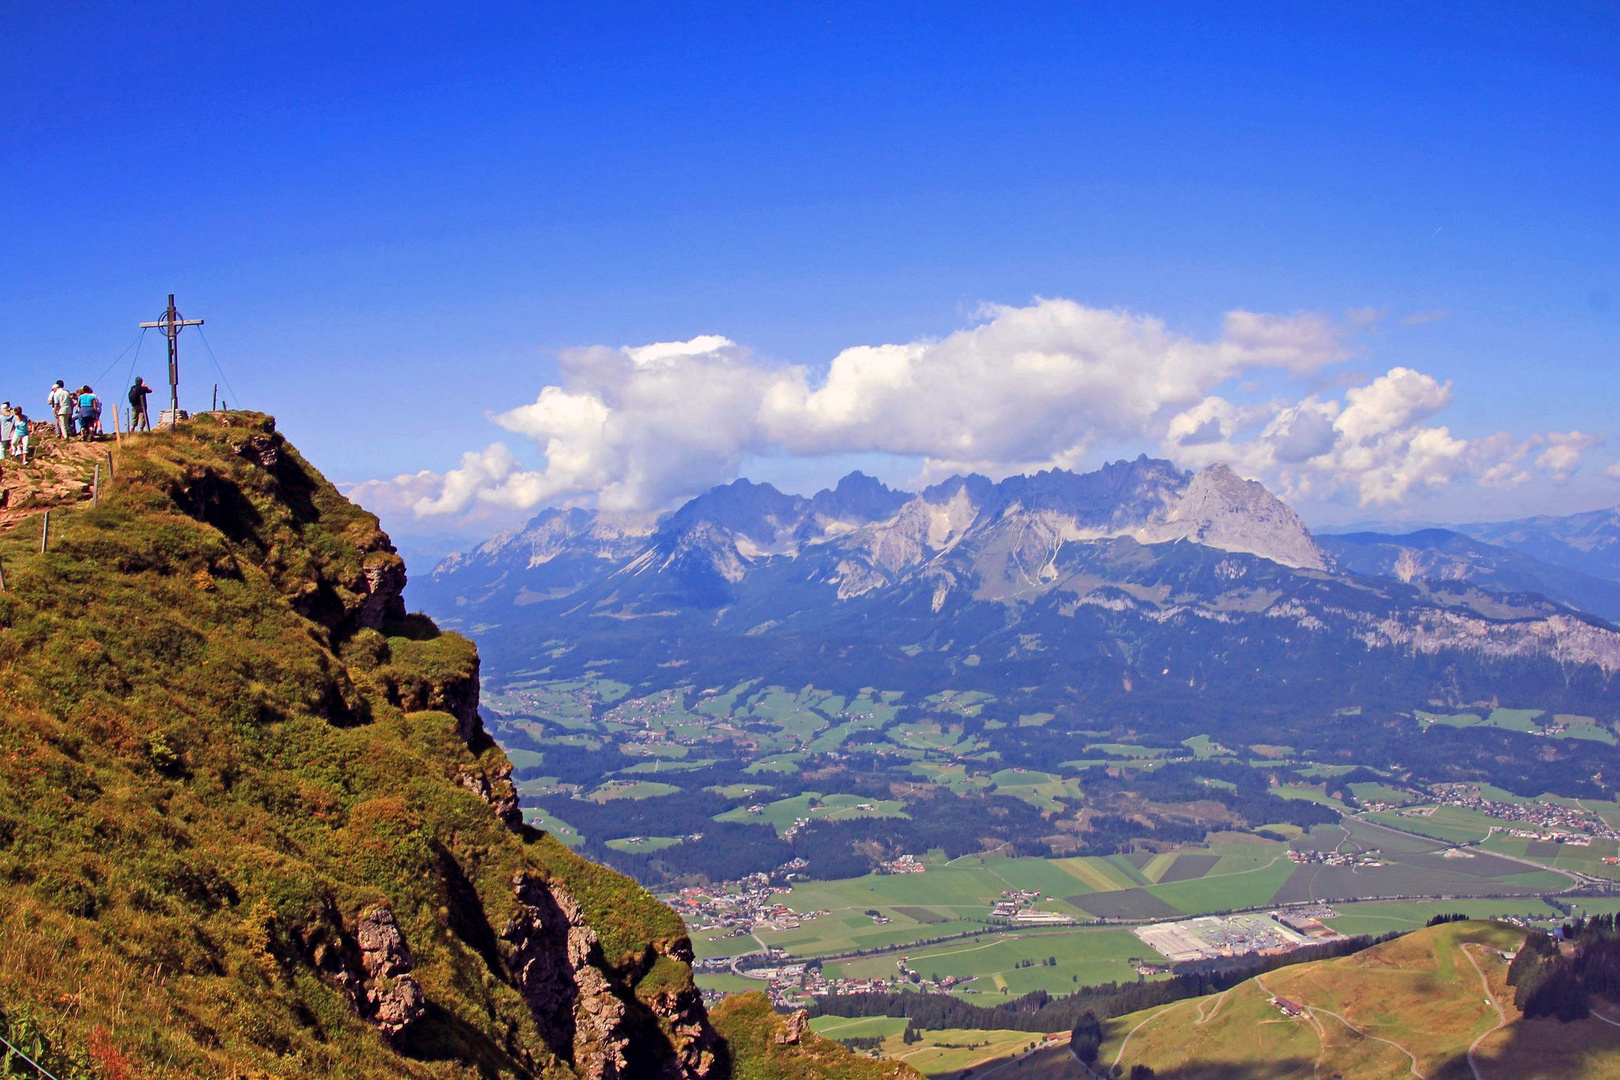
[0,414,907,1080]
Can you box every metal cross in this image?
[139,293,204,425]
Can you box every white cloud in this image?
[1159,368,1591,508]
[377,298,1349,516]
[1534,431,1604,481]
[356,297,1604,523]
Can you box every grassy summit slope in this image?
[0,414,891,1080]
[1096,920,1620,1079]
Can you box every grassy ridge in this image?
[0,415,723,1078]
[1096,920,1620,1079]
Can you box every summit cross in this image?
[139,293,204,426]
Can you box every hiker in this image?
[48,380,73,438]
[75,386,100,441]
[128,377,153,432]
[0,403,12,460]
[8,407,29,463]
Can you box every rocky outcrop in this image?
[303,905,426,1039]
[500,874,720,1080]
[644,981,722,1078]
[501,873,633,1077]
[1137,463,1329,571]
[775,1009,808,1045]
[232,431,281,468]
[353,907,427,1037]
[356,553,408,631]
[458,759,523,830]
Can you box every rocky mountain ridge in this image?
[421,458,1620,720]
[432,455,1330,605]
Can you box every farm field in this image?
[714,791,909,835]
[807,1017,1060,1079]
[520,805,583,846]
[1096,920,1620,1079]
[746,818,1578,989]
[823,927,1158,998]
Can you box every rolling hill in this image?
[1093,920,1620,1079]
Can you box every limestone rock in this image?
[458,760,523,830]
[356,554,408,631]
[775,1009,808,1045]
[500,873,720,1079]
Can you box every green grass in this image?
[712,994,923,1078]
[826,927,1161,998]
[714,792,910,836]
[986,768,1078,811]
[1321,897,1565,937]
[523,804,586,847]
[606,835,685,853]
[1093,921,1620,1080]
[585,779,682,801]
[0,414,717,1079]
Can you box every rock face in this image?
[303,905,426,1040]
[775,1010,808,1045]
[501,874,720,1080]
[458,759,523,830]
[1135,463,1328,571]
[353,907,427,1037]
[356,554,409,631]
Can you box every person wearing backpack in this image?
[48,380,73,438]
[0,403,12,460]
[128,377,153,432]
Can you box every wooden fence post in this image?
[40,510,49,554]
[0,552,7,592]
[93,463,101,508]
[113,403,124,446]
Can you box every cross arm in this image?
[139,318,205,328]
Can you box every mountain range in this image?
[420,457,1620,721]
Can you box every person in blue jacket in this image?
[75,386,100,441]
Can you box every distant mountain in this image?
[1454,506,1620,583]
[432,455,1328,604]
[419,459,1620,720]
[1321,528,1620,624]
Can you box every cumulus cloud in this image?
[1161,370,1601,507]
[372,299,1348,516]
[357,296,1602,523]
[1534,431,1604,481]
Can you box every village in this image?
[1420,784,1620,842]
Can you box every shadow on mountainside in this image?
[952,1042,1318,1080]
[1427,1004,1620,1080]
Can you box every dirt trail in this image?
[0,428,117,531]
[1461,943,1508,1080]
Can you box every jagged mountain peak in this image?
[662,477,807,543]
[807,470,910,524]
[428,456,1338,610]
[1137,461,1328,571]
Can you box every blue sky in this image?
[5,3,1616,556]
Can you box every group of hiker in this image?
[0,377,155,465]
